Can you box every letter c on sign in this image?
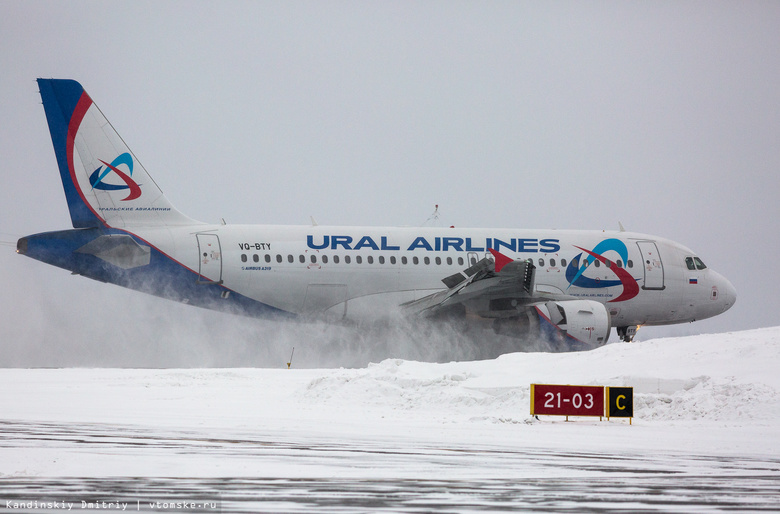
[617,395,626,410]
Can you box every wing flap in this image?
[403,253,538,317]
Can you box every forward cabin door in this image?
[196,233,223,284]
[636,240,664,290]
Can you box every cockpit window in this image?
[686,256,707,270]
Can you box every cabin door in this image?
[636,240,664,290]
[196,233,223,284]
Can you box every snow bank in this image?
[300,326,780,426]
[0,326,778,480]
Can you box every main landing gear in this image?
[617,325,638,342]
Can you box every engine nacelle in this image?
[535,300,612,349]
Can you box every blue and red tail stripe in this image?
[38,79,103,229]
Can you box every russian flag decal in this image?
[689,278,698,285]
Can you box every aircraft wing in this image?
[402,249,553,318]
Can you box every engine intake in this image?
[535,300,612,349]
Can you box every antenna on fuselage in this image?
[618,221,626,232]
[423,205,442,227]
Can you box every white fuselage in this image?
[136,224,736,328]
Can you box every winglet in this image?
[488,248,514,273]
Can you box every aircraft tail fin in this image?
[37,79,199,229]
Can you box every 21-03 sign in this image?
[530,384,605,417]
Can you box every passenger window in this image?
[299,255,305,264]
[550,258,556,267]
[345,255,351,264]
[561,259,566,267]
[685,257,696,270]
[538,258,544,266]
[616,260,622,268]
[322,255,328,264]
[310,255,316,264]
[276,255,282,263]
[627,260,633,268]
[402,256,408,265]
[379,256,385,264]
[605,260,611,268]
[458,257,464,266]
[694,257,707,270]
[435,257,441,265]
[594,260,600,268]
[356,256,362,264]
[424,257,430,265]
[333,255,340,264]
[447,257,452,265]
[252,254,258,263]
[265,254,271,263]
[390,256,396,265]
[413,256,419,265]
[241,254,247,263]
[288,255,294,263]
[367,256,374,264]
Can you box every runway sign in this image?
[606,387,634,419]
[530,384,604,418]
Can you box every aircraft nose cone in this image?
[721,275,737,312]
[695,271,736,321]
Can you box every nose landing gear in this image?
[617,325,638,342]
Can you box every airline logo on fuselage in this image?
[565,238,639,302]
[307,235,561,253]
[88,152,141,201]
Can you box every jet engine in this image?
[534,300,612,350]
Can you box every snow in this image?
[1,327,779,511]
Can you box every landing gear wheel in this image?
[617,325,637,342]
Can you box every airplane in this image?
[17,79,736,351]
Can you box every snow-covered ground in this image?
[1,327,779,512]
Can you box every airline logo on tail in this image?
[565,238,639,302]
[89,153,141,201]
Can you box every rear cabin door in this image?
[636,240,664,290]
[196,233,223,284]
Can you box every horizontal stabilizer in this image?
[75,234,151,269]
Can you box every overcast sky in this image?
[1,1,778,366]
